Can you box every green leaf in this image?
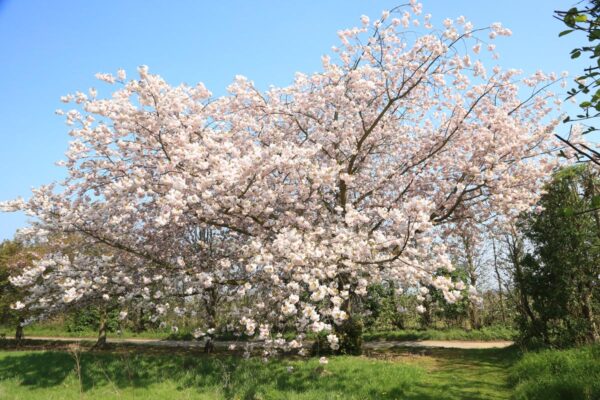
[559,29,574,37]
[580,101,592,107]
[590,29,600,40]
[563,206,575,217]
[575,14,588,22]
[592,195,600,208]
[572,50,582,59]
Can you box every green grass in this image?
[2,327,598,400]
[363,326,516,342]
[0,324,517,343]
[0,323,245,341]
[0,346,520,399]
[0,325,175,340]
[509,344,600,400]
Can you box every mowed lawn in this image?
[0,346,519,400]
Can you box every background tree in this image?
[455,233,485,330]
[0,240,27,340]
[518,165,600,346]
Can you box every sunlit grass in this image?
[363,326,516,342]
[0,324,517,343]
[0,325,174,340]
[0,347,519,399]
[509,344,600,400]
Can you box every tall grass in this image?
[509,344,600,400]
[363,326,516,341]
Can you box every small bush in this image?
[66,307,119,333]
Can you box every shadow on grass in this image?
[0,346,521,399]
[0,351,74,388]
[0,350,227,390]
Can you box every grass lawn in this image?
[509,344,600,400]
[0,325,517,342]
[0,325,169,340]
[0,346,519,400]
[363,326,516,342]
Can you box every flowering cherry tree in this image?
[2,3,564,354]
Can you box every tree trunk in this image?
[332,294,363,355]
[202,287,219,353]
[582,286,600,343]
[492,239,506,325]
[468,306,481,330]
[203,337,214,353]
[420,297,433,329]
[389,286,405,329]
[15,318,24,342]
[96,307,108,348]
[506,233,544,340]
[513,251,536,324]
[134,307,145,333]
[463,236,481,330]
[333,315,363,355]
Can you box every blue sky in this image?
[0,0,589,240]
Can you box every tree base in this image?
[312,318,364,356]
[335,318,363,355]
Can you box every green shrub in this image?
[66,307,119,333]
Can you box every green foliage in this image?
[363,283,408,330]
[518,165,600,346]
[331,317,364,355]
[65,307,120,333]
[0,240,25,330]
[510,345,600,400]
[430,267,472,328]
[361,279,514,336]
[556,1,600,134]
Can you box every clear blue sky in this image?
[0,0,589,240]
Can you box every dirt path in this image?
[20,336,513,350]
[364,339,513,349]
